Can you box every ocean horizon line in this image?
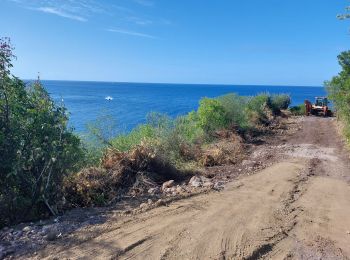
[22,79,324,88]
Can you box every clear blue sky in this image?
[1,0,349,85]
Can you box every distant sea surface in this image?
[41,80,326,132]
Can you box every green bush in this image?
[0,38,83,227]
[90,111,204,168]
[146,111,173,130]
[112,113,203,165]
[326,51,350,140]
[245,94,270,125]
[173,115,204,144]
[289,104,306,116]
[110,124,156,152]
[197,98,229,133]
[217,93,249,129]
[79,133,106,166]
[270,94,291,111]
[155,115,204,164]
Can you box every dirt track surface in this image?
[29,117,350,259]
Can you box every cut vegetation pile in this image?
[201,130,245,167]
[63,145,185,207]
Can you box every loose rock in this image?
[213,181,225,190]
[189,176,202,188]
[22,226,31,232]
[45,230,60,241]
[139,203,148,209]
[162,180,175,190]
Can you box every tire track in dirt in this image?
[264,117,350,259]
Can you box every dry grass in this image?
[200,130,245,166]
[63,145,186,207]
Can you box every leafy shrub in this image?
[289,104,306,116]
[173,115,205,144]
[217,93,249,129]
[146,111,173,130]
[79,134,105,167]
[154,117,203,164]
[245,94,271,125]
[110,124,156,152]
[197,98,229,133]
[270,94,291,111]
[326,51,350,140]
[0,38,83,227]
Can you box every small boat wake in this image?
[105,96,113,101]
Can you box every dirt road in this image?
[32,117,350,259]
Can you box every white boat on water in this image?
[105,96,113,101]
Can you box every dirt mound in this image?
[63,146,186,207]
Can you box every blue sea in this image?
[41,80,326,132]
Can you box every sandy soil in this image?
[15,117,350,259]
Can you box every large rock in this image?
[162,180,175,190]
[189,176,202,188]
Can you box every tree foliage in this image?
[326,51,350,139]
[0,38,83,227]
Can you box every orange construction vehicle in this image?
[305,97,332,117]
